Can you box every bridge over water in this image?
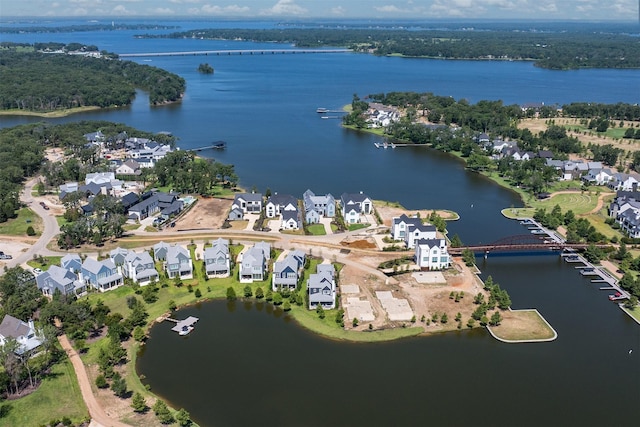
[448,234,611,255]
[119,48,352,58]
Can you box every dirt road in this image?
[58,334,130,427]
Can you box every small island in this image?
[197,63,214,74]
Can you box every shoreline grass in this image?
[487,309,557,342]
[0,106,102,118]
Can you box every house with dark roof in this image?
[415,238,450,270]
[391,214,437,248]
[608,173,640,191]
[232,193,263,214]
[618,209,640,238]
[340,192,373,215]
[203,238,230,278]
[265,193,298,218]
[307,264,336,309]
[0,315,43,355]
[281,209,301,230]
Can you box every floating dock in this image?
[166,316,199,336]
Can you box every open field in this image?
[0,207,43,236]
[2,357,88,426]
[488,309,557,342]
[502,190,612,219]
[0,105,102,118]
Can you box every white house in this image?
[0,315,43,355]
[415,239,450,270]
[265,193,297,218]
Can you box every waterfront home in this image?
[153,241,170,262]
[415,238,450,270]
[109,247,130,267]
[0,315,43,355]
[272,250,306,291]
[303,189,335,223]
[608,172,640,192]
[85,172,115,186]
[265,193,298,218]
[35,265,86,296]
[232,193,263,214]
[343,203,361,224]
[340,192,373,215]
[239,242,271,283]
[609,191,640,218]
[366,103,400,128]
[60,253,82,274]
[281,209,301,230]
[391,214,437,248]
[166,245,193,280]
[81,257,123,292]
[123,250,159,285]
[127,191,182,222]
[307,263,336,309]
[203,238,231,278]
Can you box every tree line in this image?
[147,27,640,70]
[0,43,186,112]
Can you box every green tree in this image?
[283,300,291,311]
[265,289,273,302]
[255,287,264,299]
[175,408,192,426]
[243,285,253,298]
[467,318,476,328]
[450,234,463,248]
[153,400,175,425]
[168,300,177,311]
[272,292,283,306]
[462,248,476,267]
[226,286,237,301]
[316,304,325,319]
[194,288,202,298]
[131,392,148,413]
[440,313,448,324]
[95,374,108,389]
[489,311,503,326]
[110,372,127,398]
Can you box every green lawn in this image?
[347,223,370,232]
[503,191,602,219]
[2,357,88,427]
[307,224,326,235]
[562,123,629,139]
[27,256,62,271]
[0,207,42,236]
[622,305,640,323]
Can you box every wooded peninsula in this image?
[0,43,186,113]
[141,24,640,70]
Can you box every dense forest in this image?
[146,27,640,70]
[0,43,186,112]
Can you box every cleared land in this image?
[172,197,232,230]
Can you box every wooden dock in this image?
[165,316,199,335]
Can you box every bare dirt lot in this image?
[172,197,232,230]
[375,203,457,227]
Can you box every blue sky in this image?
[0,0,637,20]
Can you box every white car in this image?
[33,268,43,275]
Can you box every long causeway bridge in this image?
[119,48,352,58]
[448,234,611,255]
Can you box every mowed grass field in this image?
[503,191,601,219]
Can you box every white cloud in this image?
[169,0,202,3]
[112,4,135,15]
[374,5,405,13]
[330,6,346,16]
[260,0,308,16]
[151,7,175,14]
[193,4,250,14]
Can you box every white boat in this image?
[374,143,381,148]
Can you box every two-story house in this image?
[153,241,170,262]
[272,250,306,291]
[303,189,335,224]
[203,238,231,278]
[0,315,43,355]
[391,214,437,248]
[35,265,86,296]
[265,193,298,218]
[415,238,450,270]
[307,263,336,309]
[123,250,159,285]
[340,192,373,219]
[166,245,193,279]
[81,257,123,292]
[232,193,263,214]
[239,242,271,283]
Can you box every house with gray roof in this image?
[60,254,82,274]
[265,193,298,218]
[340,192,373,215]
[153,241,170,261]
[115,159,141,176]
[239,243,271,283]
[166,245,193,279]
[35,265,86,296]
[228,207,244,221]
[307,264,336,309]
[81,257,123,292]
[0,315,43,355]
[203,238,230,278]
[109,247,129,267]
[618,209,640,238]
[303,189,335,224]
[232,193,263,214]
[608,173,640,192]
[272,250,306,291]
[582,167,614,186]
[391,214,423,241]
[123,250,159,285]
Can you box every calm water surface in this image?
[2,22,640,426]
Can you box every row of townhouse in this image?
[229,190,374,230]
[609,191,640,238]
[391,214,450,270]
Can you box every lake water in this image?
[1,21,640,426]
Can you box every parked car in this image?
[43,205,50,210]
[0,253,12,260]
[33,268,43,275]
